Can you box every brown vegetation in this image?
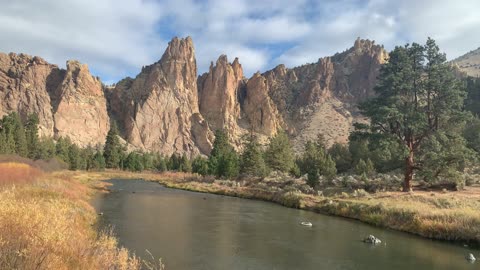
[0,162,142,269]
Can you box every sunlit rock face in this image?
[0,53,109,147]
[107,37,213,156]
[0,37,387,155]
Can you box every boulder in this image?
[363,235,382,244]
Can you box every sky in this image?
[1,0,479,84]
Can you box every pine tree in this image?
[240,135,268,177]
[155,155,168,172]
[298,137,336,187]
[168,153,181,171]
[360,38,469,191]
[192,156,209,176]
[328,143,352,173]
[179,153,192,173]
[103,123,123,169]
[13,114,28,157]
[265,130,294,173]
[37,137,56,160]
[56,137,72,163]
[25,114,40,159]
[90,151,106,171]
[125,152,144,172]
[0,113,18,154]
[68,143,81,170]
[208,129,239,178]
[354,158,375,176]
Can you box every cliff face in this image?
[52,60,110,147]
[198,55,243,143]
[198,38,387,149]
[0,53,109,147]
[0,37,387,154]
[108,37,213,156]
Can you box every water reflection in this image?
[93,179,477,270]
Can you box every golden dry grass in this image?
[0,162,43,186]
[0,163,141,270]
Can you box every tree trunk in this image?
[403,148,414,192]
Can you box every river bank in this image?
[72,170,480,246]
[0,163,142,269]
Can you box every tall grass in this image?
[0,162,142,269]
[0,162,42,186]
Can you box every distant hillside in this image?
[452,47,480,77]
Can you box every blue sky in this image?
[1,0,479,84]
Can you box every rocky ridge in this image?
[0,52,109,147]
[1,37,388,155]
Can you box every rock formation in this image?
[198,38,387,149]
[52,60,110,147]
[0,53,109,147]
[0,53,62,137]
[107,37,213,156]
[0,36,387,155]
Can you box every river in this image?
[92,179,477,270]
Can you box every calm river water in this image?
[92,179,477,270]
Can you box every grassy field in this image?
[0,163,147,269]
[70,170,480,246]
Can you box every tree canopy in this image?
[360,38,470,191]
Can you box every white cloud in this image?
[0,0,165,81]
[1,0,479,81]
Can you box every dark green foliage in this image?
[192,156,209,176]
[36,137,56,160]
[141,152,155,170]
[0,113,28,156]
[348,126,406,173]
[290,162,301,177]
[208,129,239,178]
[465,77,480,116]
[359,38,469,190]
[154,155,168,172]
[265,131,294,173]
[418,131,475,182]
[240,135,268,177]
[354,158,375,176]
[67,144,81,170]
[464,117,480,153]
[25,114,40,159]
[125,152,144,172]
[168,153,181,171]
[56,137,72,163]
[298,137,336,187]
[103,123,123,169]
[328,143,352,173]
[179,153,192,173]
[90,152,106,171]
